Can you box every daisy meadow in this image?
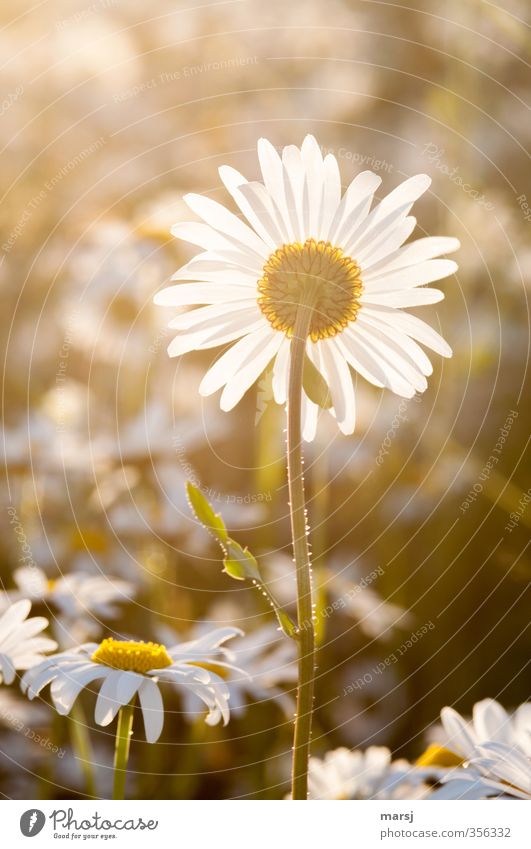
[21,627,243,797]
[155,134,458,441]
[0,600,57,685]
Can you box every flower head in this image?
[0,600,57,685]
[155,135,459,440]
[21,627,243,743]
[304,746,433,800]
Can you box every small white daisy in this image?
[305,746,432,800]
[21,628,243,743]
[176,622,297,719]
[155,135,459,440]
[439,698,531,760]
[0,600,57,685]
[421,699,531,799]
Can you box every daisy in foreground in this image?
[0,599,57,684]
[155,135,459,800]
[21,627,243,799]
[155,134,458,440]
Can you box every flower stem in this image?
[112,700,135,800]
[288,288,317,800]
[70,702,97,798]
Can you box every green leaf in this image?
[303,354,332,409]
[185,481,297,640]
[223,541,261,582]
[186,482,228,544]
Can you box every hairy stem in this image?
[288,288,317,800]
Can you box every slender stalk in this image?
[69,701,97,798]
[112,700,135,800]
[288,286,318,800]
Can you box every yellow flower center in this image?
[91,638,172,674]
[415,744,464,769]
[258,239,363,342]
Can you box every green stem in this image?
[69,701,97,798]
[288,287,318,800]
[112,701,135,800]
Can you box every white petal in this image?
[301,135,325,238]
[363,307,452,358]
[282,144,306,241]
[167,310,261,357]
[51,664,107,715]
[138,679,164,743]
[94,670,142,726]
[301,391,319,442]
[0,599,31,644]
[272,336,291,404]
[0,653,16,684]
[356,216,417,267]
[220,332,283,410]
[315,341,356,434]
[199,324,273,396]
[184,193,269,258]
[356,315,433,376]
[363,236,460,275]
[361,287,445,308]
[334,333,385,388]
[353,322,428,391]
[220,168,285,247]
[319,154,342,239]
[154,282,255,307]
[328,171,381,245]
[364,259,458,292]
[440,706,477,759]
[257,137,294,240]
[340,328,417,397]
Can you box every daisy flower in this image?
[176,622,297,719]
[155,135,459,440]
[419,698,531,799]
[304,746,433,800]
[21,627,243,743]
[0,600,57,685]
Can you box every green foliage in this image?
[186,482,297,638]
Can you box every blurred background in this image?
[0,0,529,799]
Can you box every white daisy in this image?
[21,627,243,743]
[439,698,531,761]
[0,600,57,685]
[155,135,459,440]
[176,622,297,719]
[421,699,531,799]
[305,746,432,800]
